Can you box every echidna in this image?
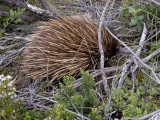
[22,16,118,83]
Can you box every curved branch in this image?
[0,0,60,22]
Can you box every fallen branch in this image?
[73,66,122,89]
[0,36,30,69]
[118,23,147,87]
[16,88,90,120]
[143,48,160,63]
[148,0,160,6]
[136,109,160,120]
[98,0,110,94]
[0,0,60,22]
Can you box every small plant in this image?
[0,74,44,120]
[0,74,16,119]
[120,4,144,31]
[45,69,101,119]
[0,6,25,37]
[128,7,144,30]
[110,77,160,119]
[120,3,160,31]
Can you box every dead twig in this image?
[98,0,110,94]
[0,36,30,69]
[73,66,122,89]
[0,0,60,22]
[118,23,147,87]
[135,109,160,120]
[148,0,160,6]
[16,88,90,120]
[143,48,160,63]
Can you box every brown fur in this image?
[22,16,118,83]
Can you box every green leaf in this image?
[137,24,142,31]
[138,15,144,20]
[129,17,138,26]
[131,17,138,24]
[129,7,135,13]
[137,8,142,13]
[149,96,153,99]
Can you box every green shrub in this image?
[0,74,17,120]
[0,74,44,120]
[110,78,160,119]
[0,6,25,37]
[45,69,101,119]
[120,2,160,30]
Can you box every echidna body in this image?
[23,16,118,83]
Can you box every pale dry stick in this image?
[0,37,13,45]
[0,36,31,42]
[135,23,147,57]
[0,43,24,50]
[118,60,132,87]
[30,103,49,110]
[131,59,139,91]
[95,90,104,102]
[146,30,160,42]
[149,0,160,6]
[16,88,58,104]
[63,91,80,115]
[26,3,56,17]
[131,25,147,91]
[96,75,118,85]
[102,1,118,118]
[137,26,160,83]
[17,87,90,119]
[141,69,157,81]
[92,66,122,78]
[55,1,78,6]
[14,36,32,42]
[148,111,160,120]
[130,59,138,91]
[131,66,135,91]
[33,94,58,104]
[32,94,91,120]
[135,109,160,120]
[0,36,31,68]
[143,48,160,63]
[73,66,122,89]
[117,33,140,38]
[118,23,147,87]
[138,57,160,83]
[98,0,110,94]
[0,36,30,48]
[66,109,90,120]
[135,46,160,84]
[0,47,24,68]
